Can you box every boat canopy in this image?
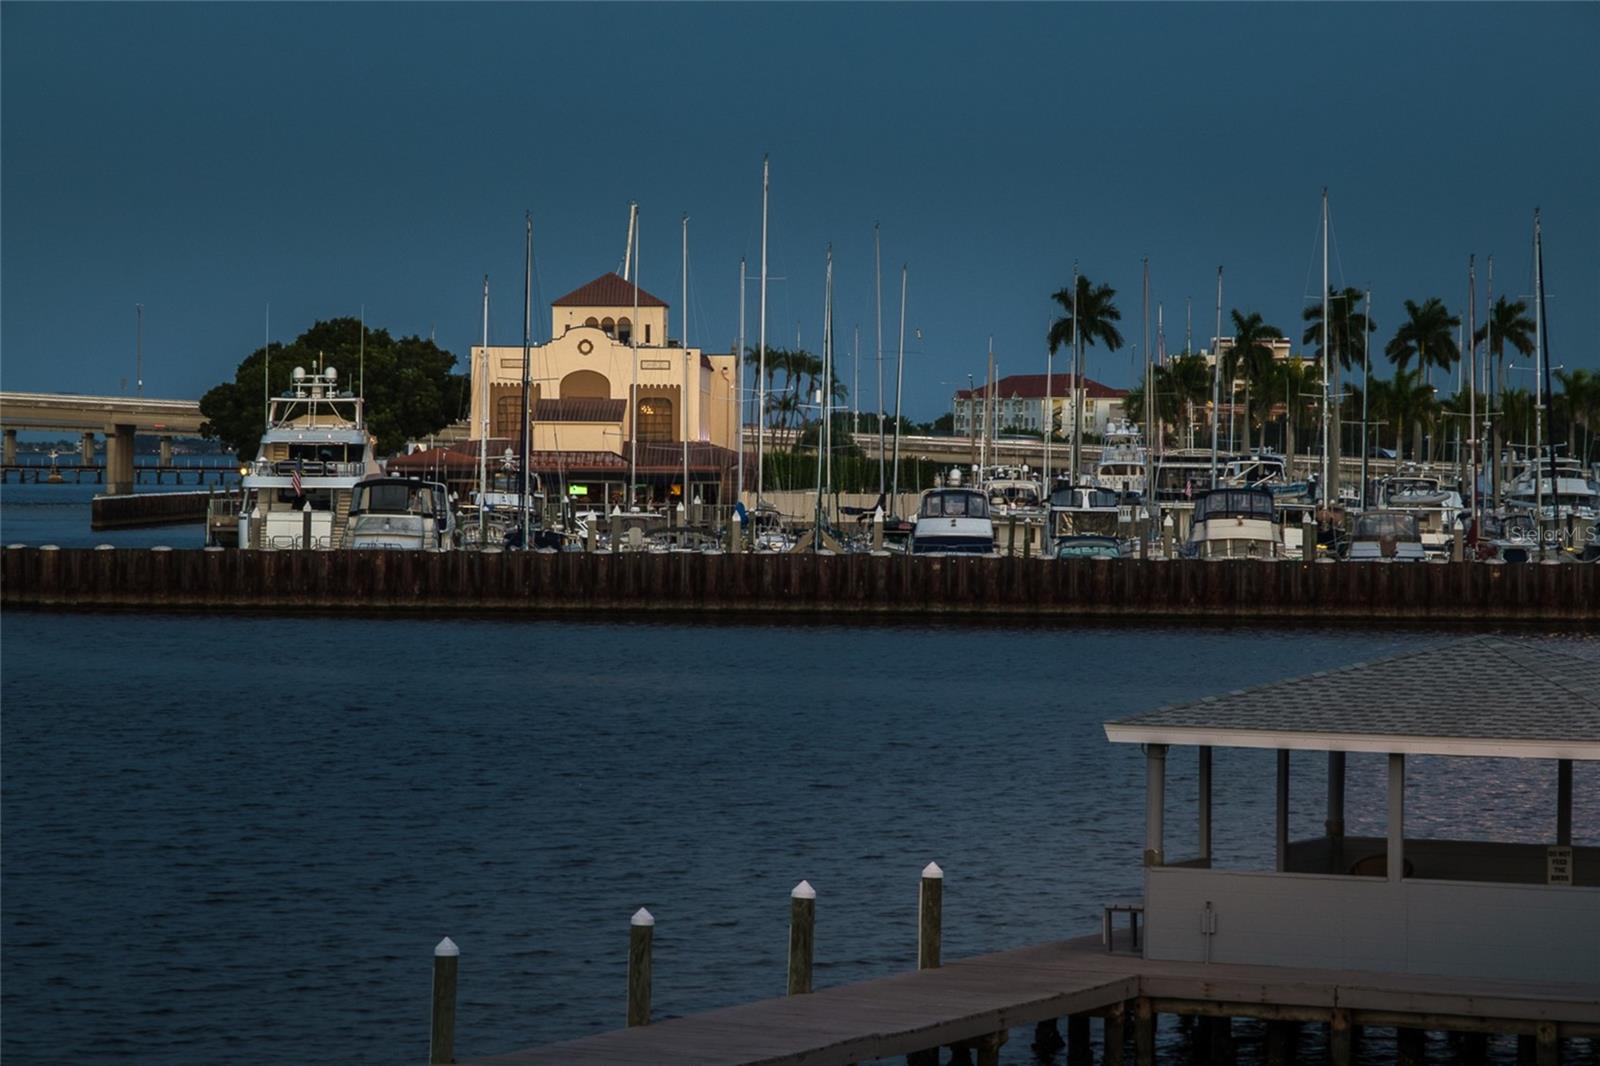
[919,489,990,519]
[1193,487,1275,522]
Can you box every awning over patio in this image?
[1104,638,1600,761]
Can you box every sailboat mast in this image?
[629,205,640,508]
[815,245,833,547]
[737,257,746,507]
[1359,287,1371,507]
[479,275,489,544]
[1210,267,1223,488]
[682,214,690,510]
[1320,188,1330,508]
[1142,257,1151,464]
[1043,312,1053,489]
[1467,255,1478,530]
[874,223,885,497]
[520,212,533,549]
[1533,208,1550,548]
[891,264,907,500]
[757,157,769,507]
[1486,255,1497,506]
[1068,264,1081,485]
[982,337,994,473]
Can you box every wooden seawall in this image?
[3,548,1595,622]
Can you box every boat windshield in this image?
[1050,487,1122,509]
[353,482,446,516]
[920,491,990,519]
[1194,489,1275,522]
[1354,513,1419,539]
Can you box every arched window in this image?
[601,317,616,337]
[635,397,674,442]
[561,370,610,399]
[584,317,599,328]
[617,316,632,344]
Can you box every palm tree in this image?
[1047,274,1123,478]
[1269,356,1317,472]
[1474,296,1536,494]
[1386,298,1458,457]
[1224,310,1284,454]
[1386,368,1439,462]
[1555,368,1598,467]
[1302,287,1375,498]
[1385,297,1460,384]
[1160,352,1212,448]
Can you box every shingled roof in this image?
[955,373,1127,400]
[1104,637,1600,760]
[552,272,669,309]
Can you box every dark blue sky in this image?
[4,2,1596,418]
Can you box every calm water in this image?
[0,479,221,549]
[3,610,1595,1065]
[3,486,1595,1063]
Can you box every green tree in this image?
[1473,296,1536,493]
[1385,297,1460,385]
[1160,353,1213,449]
[1302,287,1375,496]
[198,317,464,458]
[1047,275,1124,462]
[1266,356,1318,470]
[1224,310,1284,454]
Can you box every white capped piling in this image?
[918,862,942,970]
[1162,512,1175,559]
[729,508,744,554]
[627,907,654,1027]
[429,937,459,1065]
[788,880,815,995]
[1301,510,1316,560]
[872,507,884,552]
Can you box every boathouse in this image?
[1105,637,1599,982]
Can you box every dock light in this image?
[238,465,249,477]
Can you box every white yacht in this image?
[1048,482,1130,541]
[1377,472,1464,556]
[231,365,379,550]
[1094,419,1147,495]
[1505,455,1600,523]
[345,476,457,550]
[1184,486,1284,560]
[982,466,1046,517]
[910,487,995,555]
[1344,510,1427,562]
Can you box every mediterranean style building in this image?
[466,272,741,504]
[953,373,1128,439]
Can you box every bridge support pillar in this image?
[159,435,173,467]
[105,424,136,496]
[81,432,96,465]
[2,428,15,466]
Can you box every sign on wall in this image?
[1547,846,1573,886]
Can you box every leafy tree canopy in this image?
[199,318,467,458]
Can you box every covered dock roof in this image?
[1104,638,1600,761]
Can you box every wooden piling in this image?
[1208,1013,1234,1064]
[1265,1020,1297,1065]
[974,1029,1007,1066]
[430,936,459,1065]
[1328,1009,1352,1066]
[627,908,653,1027]
[1535,1022,1559,1066]
[917,862,942,970]
[1134,997,1156,1066]
[1032,1019,1064,1055]
[787,880,814,995]
[1066,1013,1093,1065]
[1104,1004,1126,1066]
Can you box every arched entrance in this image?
[560,369,610,399]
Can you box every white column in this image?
[1557,759,1573,846]
[1145,744,1167,867]
[1387,753,1405,882]
[1275,749,1290,872]
[1198,746,1213,866]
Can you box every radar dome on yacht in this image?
[325,366,337,380]
[292,366,306,381]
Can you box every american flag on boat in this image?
[291,458,303,496]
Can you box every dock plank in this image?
[465,935,1600,1065]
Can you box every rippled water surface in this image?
[4,611,1594,1065]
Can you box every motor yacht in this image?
[345,475,457,550]
[1183,486,1284,560]
[910,487,995,555]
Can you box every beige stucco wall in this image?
[469,328,739,455]
[551,303,668,346]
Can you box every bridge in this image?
[0,391,207,494]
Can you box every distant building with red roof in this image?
[953,373,1128,438]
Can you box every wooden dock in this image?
[3,549,1596,623]
[464,934,1600,1065]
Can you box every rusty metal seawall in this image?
[3,548,1595,623]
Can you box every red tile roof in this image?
[552,272,669,308]
[535,398,628,422]
[954,373,1127,400]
